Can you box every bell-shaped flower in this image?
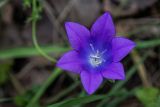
[57,12,136,94]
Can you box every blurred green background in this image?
[0,0,160,107]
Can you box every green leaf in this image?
[135,87,159,107]
[0,61,13,85]
[156,95,160,107]
[48,95,106,107]
[0,45,69,59]
[23,0,32,8]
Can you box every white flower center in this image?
[89,44,107,67]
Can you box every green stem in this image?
[26,68,62,107]
[26,0,62,106]
[32,0,56,63]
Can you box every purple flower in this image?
[57,12,135,94]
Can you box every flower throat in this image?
[89,44,107,67]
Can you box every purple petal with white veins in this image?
[112,37,136,62]
[91,12,115,42]
[102,62,125,80]
[57,50,82,74]
[65,22,90,50]
[80,71,103,94]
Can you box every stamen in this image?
[101,49,107,55]
[89,44,95,52]
[89,54,102,67]
[90,54,100,59]
[96,50,100,55]
[89,43,107,67]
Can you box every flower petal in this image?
[91,12,115,42]
[57,50,82,74]
[112,37,136,62]
[102,63,125,80]
[80,71,103,94]
[65,22,90,50]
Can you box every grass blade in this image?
[0,45,68,59]
[48,95,106,107]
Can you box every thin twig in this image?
[131,50,152,87]
[42,1,66,37]
[9,73,25,94]
[42,0,77,43]
[32,0,56,63]
[57,0,77,23]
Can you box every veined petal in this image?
[80,71,103,94]
[65,22,90,50]
[57,50,82,74]
[112,37,136,62]
[102,63,125,80]
[91,12,115,42]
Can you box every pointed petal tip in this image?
[56,51,82,74]
[64,21,90,50]
[80,71,103,95]
[56,57,66,71]
[65,21,72,24]
[83,85,98,95]
[65,22,78,29]
[120,76,126,80]
[103,11,112,16]
[128,40,136,52]
[102,63,125,80]
[127,38,136,47]
[65,22,82,27]
[91,11,115,40]
[112,37,136,62]
[64,22,72,28]
[132,41,136,48]
[86,89,95,95]
[128,41,136,51]
[56,60,62,68]
[102,11,114,22]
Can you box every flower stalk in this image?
[26,0,62,107]
[32,0,56,63]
